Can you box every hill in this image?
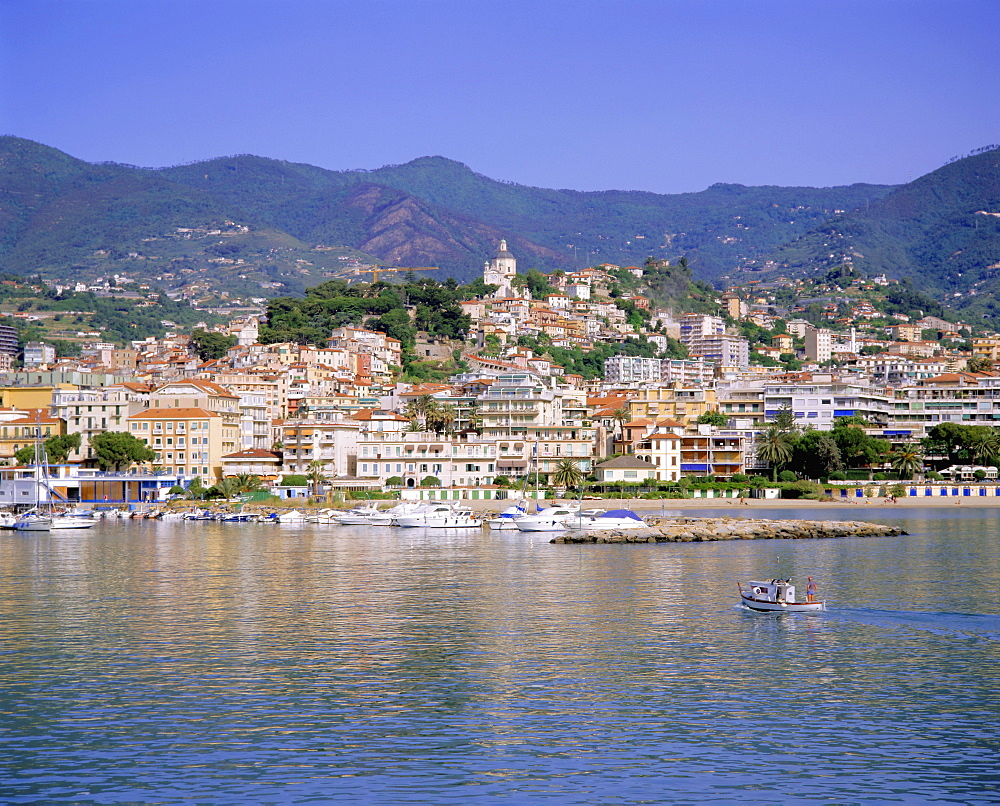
[0,136,892,301]
[730,146,1000,317]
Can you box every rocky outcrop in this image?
[550,517,906,544]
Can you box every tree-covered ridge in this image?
[261,277,473,380]
[734,146,1000,317]
[0,136,894,298]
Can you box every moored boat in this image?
[487,501,529,530]
[514,506,580,532]
[737,579,825,612]
[573,508,647,530]
[394,504,482,528]
[11,511,53,532]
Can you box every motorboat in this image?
[487,501,529,530]
[737,579,826,612]
[573,509,647,531]
[334,503,392,526]
[305,509,339,524]
[0,511,17,529]
[394,504,482,528]
[50,510,100,529]
[219,512,258,523]
[276,509,307,524]
[514,506,581,532]
[11,511,53,532]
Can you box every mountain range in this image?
[1,136,998,313]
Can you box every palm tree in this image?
[215,477,239,500]
[435,404,457,435]
[234,472,262,494]
[611,407,630,436]
[890,448,923,479]
[967,428,1000,466]
[306,460,327,497]
[551,458,584,491]
[405,394,437,429]
[756,425,795,482]
[967,355,994,373]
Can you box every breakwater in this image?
[551,517,907,544]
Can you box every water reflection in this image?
[1,510,999,802]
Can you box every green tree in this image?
[213,477,239,499]
[306,460,327,496]
[185,476,206,500]
[966,427,1000,466]
[190,329,237,361]
[831,422,889,470]
[15,433,81,465]
[551,458,584,491]
[789,430,842,478]
[771,405,797,432]
[967,355,994,373]
[696,411,729,428]
[890,447,923,479]
[611,407,630,436]
[233,472,263,494]
[756,425,795,481]
[91,431,156,471]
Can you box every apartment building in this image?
[50,383,150,462]
[128,407,233,482]
[804,326,833,363]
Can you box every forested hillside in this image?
[0,136,892,298]
[734,146,1000,317]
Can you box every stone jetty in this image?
[550,516,906,544]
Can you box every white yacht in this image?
[394,504,482,529]
[514,506,580,532]
[572,509,647,530]
[486,501,529,530]
[333,503,386,525]
[11,511,53,532]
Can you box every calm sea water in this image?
[1,506,998,804]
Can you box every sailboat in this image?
[12,429,53,531]
[13,422,97,531]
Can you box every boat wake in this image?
[827,607,1000,642]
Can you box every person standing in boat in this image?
[806,577,818,603]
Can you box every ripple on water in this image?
[1,515,999,802]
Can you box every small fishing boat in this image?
[737,579,825,612]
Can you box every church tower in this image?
[483,239,519,298]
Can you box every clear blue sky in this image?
[2,0,997,194]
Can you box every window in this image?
[361,463,368,473]
[624,471,637,478]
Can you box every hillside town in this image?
[1,239,998,506]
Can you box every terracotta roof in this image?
[221,449,281,460]
[128,407,217,419]
[350,409,410,422]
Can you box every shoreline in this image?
[464,496,1000,512]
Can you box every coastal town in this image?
[1,238,999,506]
